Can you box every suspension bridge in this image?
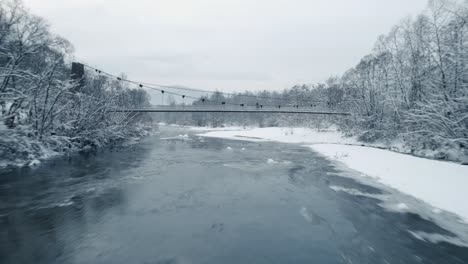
[72,62,351,116]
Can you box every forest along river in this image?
[0,126,467,264]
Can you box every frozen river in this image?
[1,126,467,264]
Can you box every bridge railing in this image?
[138,105,332,110]
[108,105,351,115]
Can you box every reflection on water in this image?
[0,139,153,264]
[0,126,467,264]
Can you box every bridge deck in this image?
[110,107,351,115]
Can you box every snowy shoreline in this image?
[0,124,154,169]
[194,126,468,223]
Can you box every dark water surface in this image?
[1,126,467,264]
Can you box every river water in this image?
[1,126,467,264]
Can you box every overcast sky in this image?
[24,0,428,94]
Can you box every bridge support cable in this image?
[75,62,351,115]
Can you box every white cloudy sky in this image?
[24,0,428,93]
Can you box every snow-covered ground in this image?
[196,126,358,144]
[195,126,468,223]
[311,144,468,223]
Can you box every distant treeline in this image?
[164,0,468,161]
[0,0,151,165]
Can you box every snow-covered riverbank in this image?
[0,124,154,168]
[195,126,468,222]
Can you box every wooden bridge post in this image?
[71,62,85,88]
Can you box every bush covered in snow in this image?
[0,0,153,167]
